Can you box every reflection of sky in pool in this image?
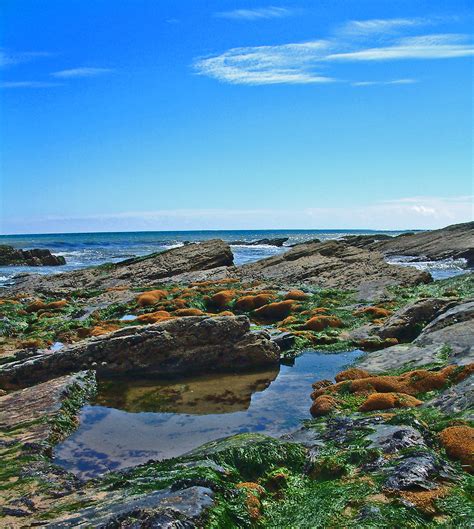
[54,350,362,478]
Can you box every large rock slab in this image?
[349,221,474,264]
[0,245,65,266]
[357,300,474,372]
[0,316,280,389]
[424,375,474,420]
[2,239,234,296]
[236,240,431,299]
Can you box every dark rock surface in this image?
[367,425,426,454]
[0,245,66,266]
[230,237,289,247]
[236,240,431,300]
[424,374,474,420]
[45,486,215,528]
[2,239,234,296]
[0,316,280,389]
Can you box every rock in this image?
[358,300,474,372]
[0,245,65,267]
[230,237,289,247]
[236,240,431,300]
[367,425,426,454]
[370,221,474,264]
[0,316,280,389]
[384,452,457,491]
[2,239,234,296]
[45,486,215,528]
[377,298,457,342]
[424,374,473,419]
[0,371,96,444]
[269,331,296,351]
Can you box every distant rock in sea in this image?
[0,245,66,267]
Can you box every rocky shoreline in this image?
[0,221,473,527]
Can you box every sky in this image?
[0,0,473,234]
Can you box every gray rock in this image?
[45,486,214,528]
[236,240,431,299]
[367,425,426,454]
[2,239,234,296]
[0,316,279,389]
[377,298,457,342]
[269,331,296,351]
[424,374,474,419]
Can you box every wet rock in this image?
[424,374,473,419]
[236,240,431,300]
[230,237,288,247]
[0,316,279,389]
[367,425,426,454]
[269,331,295,351]
[2,239,234,296]
[0,245,65,267]
[377,298,457,342]
[45,486,215,528]
[384,452,457,491]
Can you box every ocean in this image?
[0,229,468,286]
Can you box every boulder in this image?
[0,245,65,266]
[236,240,431,300]
[424,374,474,420]
[2,239,234,296]
[0,316,280,389]
[377,298,457,342]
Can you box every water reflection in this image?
[54,350,362,478]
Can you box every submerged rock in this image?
[0,245,65,266]
[0,316,280,389]
[230,237,289,247]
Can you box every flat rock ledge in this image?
[0,316,280,389]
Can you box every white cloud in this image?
[0,80,61,89]
[4,196,471,234]
[339,17,428,36]
[0,49,51,68]
[215,7,293,20]
[51,67,114,78]
[352,78,418,86]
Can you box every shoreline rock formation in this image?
[0,245,66,266]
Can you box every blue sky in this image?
[1,0,473,234]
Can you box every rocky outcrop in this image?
[3,239,234,296]
[0,316,280,389]
[357,300,474,372]
[236,240,431,299]
[424,375,473,420]
[346,222,474,264]
[0,245,65,266]
[230,237,289,247]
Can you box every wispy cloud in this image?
[0,80,61,89]
[0,49,52,68]
[340,17,428,36]
[352,78,418,86]
[215,6,293,20]
[51,67,114,78]
[194,21,474,85]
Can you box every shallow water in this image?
[54,349,362,478]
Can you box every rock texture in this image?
[0,245,65,266]
[236,240,431,299]
[424,375,473,420]
[0,316,280,389]
[346,222,474,264]
[230,237,288,247]
[3,239,234,296]
[357,300,474,372]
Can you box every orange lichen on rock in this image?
[399,487,448,515]
[234,293,274,312]
[439,426,474,473]
[173,308,205,316]
[358,392,422,412]
[211,311,234,317]
[207,290,236,310]
[136,290,167,307]
[284,290,309,301]
[137,310,172,324]
[354,306,392,318]
[335,368,372,383]
[302,315,343,332]
[26,299,68,313]
[310,395,338,416]
[253,300,296,321]
[20,338,45,349]
[89,323,120,336]
[279,316,297,326]
[236,482,265,522]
